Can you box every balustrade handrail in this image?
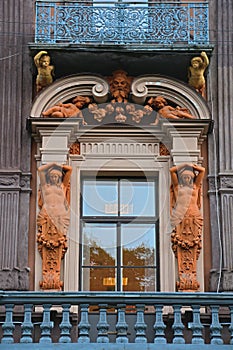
[0,291,233,305]
[1,291,233,345]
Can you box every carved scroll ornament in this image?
[170,163,205,292]
[37,163,72,290]
[41,70,199,125]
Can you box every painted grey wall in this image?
[0,0,33,289]
[208,0,233,291]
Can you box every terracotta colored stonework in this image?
[37,163,72,290]
[159,143,170,156]
[170,163,205,292]
[69,142,80,155]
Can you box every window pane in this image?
[83,180,118,216]
[120,180,155,216]
[82,223,117,266]
[122,268,156,292]
[82,267,116,291]
[122,224,156,266]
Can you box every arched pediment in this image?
[30,74,110,117]
[30,73,211,121]
[131,75,211,120]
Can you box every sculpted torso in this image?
[173,184,199,215]
[43,184,68,217]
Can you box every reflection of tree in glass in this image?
[89,240,115,266]
[84,239,155,291]
[123,244,155,292]
[123,243,155,266]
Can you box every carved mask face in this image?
[112,77,128,91]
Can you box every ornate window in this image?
[80,176,159,292]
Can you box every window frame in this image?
[79,175,160,292]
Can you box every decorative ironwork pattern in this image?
[35,1,209,45]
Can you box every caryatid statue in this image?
[37,163,72,290]
[170,163,205,292]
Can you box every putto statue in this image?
[188,51,209,98]
[34,51,55,93]
[42,96,91,119]
[147,96,197,124]
[37,162,72,290]
[170,163,205,292]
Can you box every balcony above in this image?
[34,0,210,49]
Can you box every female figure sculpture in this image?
[37,163,72,290]
[170,163,205,291]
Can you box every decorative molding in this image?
[131,75,211,120]
[30,74,110,117]
[220,176,233,189]
[0,268,30,291]
[159,143,170,156]
[30,74,211,124]
[0,175,19,187]
[69,142,80,155]
[0,172,31,192]
[81,142,159,157]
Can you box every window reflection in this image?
[82,223,116,266]
[83,180,118,216]
[122,224,156,266]
[122,268,156,292]
[83,267,116,291]
[120,180,155,216]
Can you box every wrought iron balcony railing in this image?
[35,1,209,46]
[0,291,233,348]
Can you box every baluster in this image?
[154,304,166,344]
[210,305,223,345]
[1,304,15,344]
[116,304,128,343]
[172,305,185,344]
[59,304,72,343]
[188,305,204,344]
[20,304,33,343]
[97,304,109,343]
[39,304,53,343]
[135,304,147,343]
[78,304,90,343]
[229,306,233,345]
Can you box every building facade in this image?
[0,0,233,347]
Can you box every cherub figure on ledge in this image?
[34,51,55,93]
[147,96,197,125]
[188,51,209,98]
